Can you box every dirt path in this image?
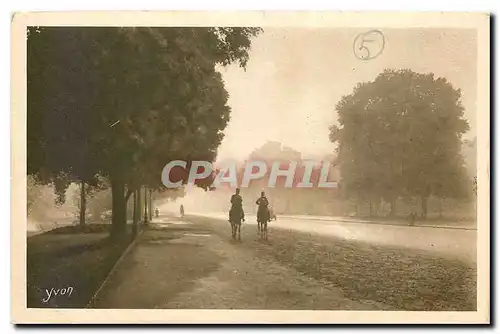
[91,215,476,311]
[91,216,387,310]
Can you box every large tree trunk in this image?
[148,190,152,221]
[421,195,428,220]
[137,187,142,224]
[111,174,127,239]
[79,180,86,227]
[132,190,138,236]
[143,187,149,224]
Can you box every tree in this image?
[156,187,187,203]
[27,175,43,215]
[473,176,477,196]
[27,27,262,238]
[331,69,470,218]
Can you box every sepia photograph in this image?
[11,11,490,324]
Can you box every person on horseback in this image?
[229,188,245,223]
[256,191,270,223]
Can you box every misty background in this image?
[164,28,477,216]
[217,28,477,161]
[28,27,477,230]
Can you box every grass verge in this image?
[27,223,136,308]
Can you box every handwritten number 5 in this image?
[354,30,385,60]
[358,39,370,60]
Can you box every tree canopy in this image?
[27,27,262,236]
[330,69,471,218]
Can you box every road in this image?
[193,212,477,265]
[91,213,476,310]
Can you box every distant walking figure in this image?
[180,204,184,218]
[155,207,159,218]
[408,212,417,226]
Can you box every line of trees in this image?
[330,69,473,219]
[27,27,262,239]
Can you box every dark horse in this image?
[229,208,244,241]
[256,193,271,240]
[257,206,270,241]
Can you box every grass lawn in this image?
[27,223,137,308]
[260,229,477,310]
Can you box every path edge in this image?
[85,227,145,308]
[281,215,476,231]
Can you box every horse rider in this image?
[256,191,270,223]
[229,188,245,223]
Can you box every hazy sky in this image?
[216,28,477,163]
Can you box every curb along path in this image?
[86,221,150,308]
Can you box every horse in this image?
[229,208,244,241]
[257,208,270,241]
